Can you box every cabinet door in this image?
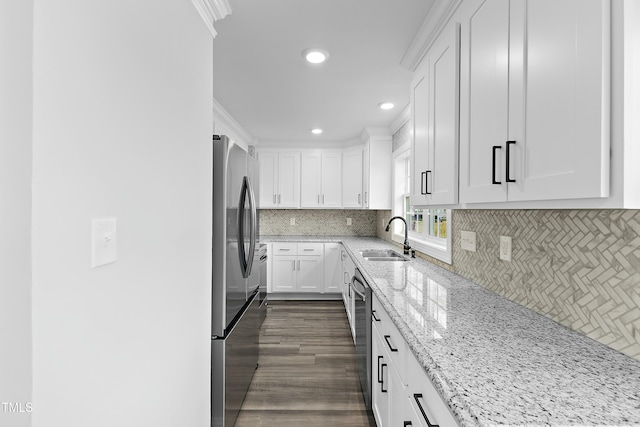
[372,327,390,427]
[342,148,363,208]
[389,363,409,427]
[301,153,322,208]
[367,140,392,210]
[411,67,430,206]
[258,151,278,207]
[271,256,297,292]
[427,24,460,206]
[297,256,322,292]
[277,152,300,208]
[321,152,342,207]
[323,243,342,293]
[459,0,510,204]
[507,0,610,202]
[363,144,371,208]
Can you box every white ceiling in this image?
[212,0,434,143]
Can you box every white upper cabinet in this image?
[459,0,610,204]
[321,151,342,207]
[301,151,342,208]
[342,148,364,208]
[300,152,321,208]
[258,151,300,208]
[364,136,393,209]
[411,23,460,207]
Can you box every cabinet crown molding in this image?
[401,0,463,71]
[191,0,232,37]
[213,96,254,147]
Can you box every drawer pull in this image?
[414,393,439,427]
[380,363,387,393]
[377,356,383,384]
[279,248,291,251]
[404,423,413,427]
[303,248,314,251]
[372,310,381,322]
[384,335,398,352]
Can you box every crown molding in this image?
[360,127,392,144]
[213,97,254,147]
[191,0,232,38]
[400,0,463,72]
[390,104,411,135]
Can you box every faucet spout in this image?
[385,216,411,255]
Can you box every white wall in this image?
[0,1,33,426]
[31,1,212,426]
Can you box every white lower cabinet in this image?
[271,243,323,292]
[372,294,458,427]
[269,242,343,295]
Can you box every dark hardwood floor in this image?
[235,301,376,427]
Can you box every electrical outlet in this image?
[461,231,477,252]
[500,235,512,261]
[347,218,352,225]
[290,218,296,226]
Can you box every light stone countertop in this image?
[263,235,640,426]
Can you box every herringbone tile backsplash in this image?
[452,209,640,361]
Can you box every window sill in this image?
[392,233,452,265]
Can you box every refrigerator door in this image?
[212,291,260,427]
[212,135,249,337]
[246,155,261,299]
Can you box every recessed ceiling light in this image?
[303,49,329,64]
[379,102,395,110]
[311,128,323,135]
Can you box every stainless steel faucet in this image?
[385,216,411,255]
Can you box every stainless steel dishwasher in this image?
[351,268,372,410]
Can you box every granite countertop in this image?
[263,235,640,426]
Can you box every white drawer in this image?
[272,242,297,254]
[372,294,407,383]
[406,348,458,427]
[297,242,323,256]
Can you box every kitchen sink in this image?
[360,249,409,261]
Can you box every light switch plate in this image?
[347,218,352,225]
[500,235,512,261]
[92,218,117,268]
[461,230,477,252]
[290,218,296,225]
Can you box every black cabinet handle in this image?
[492,145,502,184]
[380,363,388,393]
[404,422,413,427]
[425,170,432,195]
[414,393,440,427]
[384,335,398,352]
[420,171,427,195]
[377,356,383,384]
[506,140,516,183]
[372,310,381,322]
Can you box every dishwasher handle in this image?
[351,275,366,300]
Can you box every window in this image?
[392,149,452,264]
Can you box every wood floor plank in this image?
[236,300,375,427]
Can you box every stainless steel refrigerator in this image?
[212,135,261,427]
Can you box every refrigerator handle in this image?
[237,177,249,278]
[244,176,257,277]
